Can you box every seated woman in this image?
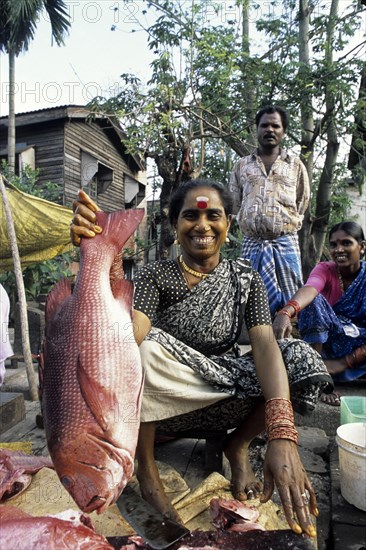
[71,179,332,538]
[273,221,366,405]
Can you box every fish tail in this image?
[80,209,144,269]
[96,209,144,250]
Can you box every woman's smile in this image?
[191,235,216,246]
[176,186,231,266]
[334,254,347,262]
[330,230,363,270]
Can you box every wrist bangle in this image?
[275,309,292,319]
[286,300,301,316]
[265,398,298,444]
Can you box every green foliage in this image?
[221,223,244,260]
[199,141,235,185]
[23,256,72,299]
[1,160,62,202]
[103,0,362,159]
[0,254,73,303]
[308,161,355,232]
[89,0,364,260]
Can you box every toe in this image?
[320,391,341,406]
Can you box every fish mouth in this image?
[55,435,134,513]
[84,495,107,513]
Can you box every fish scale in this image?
[42,208,144,514]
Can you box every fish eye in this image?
[61,476,74,488]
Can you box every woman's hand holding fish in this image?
[71,190,102,246]
[261,439,318,537]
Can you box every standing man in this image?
[230,105,310,318]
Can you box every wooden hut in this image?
[0,105,146,211]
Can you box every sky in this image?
[0,1,157,117]
[0,0,364,178]
[0,1,364,118]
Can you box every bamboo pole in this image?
[0,174,38,400]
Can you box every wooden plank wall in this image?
[64,120,138,211]
[5,122,65,192]
[1,116,144,213]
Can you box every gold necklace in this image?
[179,255,208,279]
[336,267,344,292]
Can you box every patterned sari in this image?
[298,261,366,381]
[142,259,332,432]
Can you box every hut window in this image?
[96,162,113,194]
[81,151,113,198]
[19,146,35,176]
[0,144,35,178]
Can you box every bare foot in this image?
[136,464,183,523]
[320,390,341,406]
[324,358,347,375]
[224,441,263,501]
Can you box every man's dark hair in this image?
[255,105,289,131]
[169,178,233,225]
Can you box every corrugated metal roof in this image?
[0,104,84,120]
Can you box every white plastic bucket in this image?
[336,422,366,511]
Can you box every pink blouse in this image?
[305,261,342,306]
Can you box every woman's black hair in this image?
[168,178,233,225]
[329,221,365,244]
[255,105,289,131]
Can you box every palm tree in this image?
[0,0,70,173]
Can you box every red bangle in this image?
[286,300,301,316]
[276,309,292,319]
[265,398,298,444]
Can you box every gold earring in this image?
[174,237,180,257]
[225,233,230,244]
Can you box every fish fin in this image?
[77,358,117,432]
[113,278,134,309]
[45,278,72,324]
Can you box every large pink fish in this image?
[0,449,53,501]
[0,505,114,549]
[42,208,144,514]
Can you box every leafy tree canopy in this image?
[89,0,364,264]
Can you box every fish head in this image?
[52,435,134,514]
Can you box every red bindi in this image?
[196,196,209,209]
